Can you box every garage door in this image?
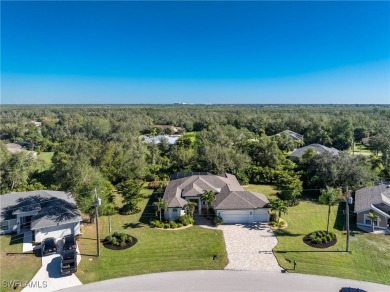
[35,223,74,242]
[218,210,251,224]
[253,209,269,222]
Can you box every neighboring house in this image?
[274,130,304,142]
[141,135,181,145]
[0,190,82,242]
[354,183,390,231]
[163,172,270,224]
[31,121,42,127]
[288,143,339,160]
[361,137,372,145]
[5,143,37,157]
[153,125,184,134]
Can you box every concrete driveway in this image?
[22,244,82,292]
[219,223,281,271]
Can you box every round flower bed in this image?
[102,232,138,250]
[303,230,337,248]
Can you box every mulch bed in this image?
[303,233,337,249]
[102,236,138,250]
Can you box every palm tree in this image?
[319,187,340,233]
[153,198,167,222]
[367,212,380,232]
[269,199,288,222]
[184,201,197,218]
[202,190,216,218]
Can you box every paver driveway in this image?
[219,223,281,271]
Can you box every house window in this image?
[173,208,178,212]
[0,221,9,231]
[364,214,379,226]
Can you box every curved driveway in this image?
[61,270,389,292]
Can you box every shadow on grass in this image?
[274,229,303,237]
[9,234,24,245]
[275,250,347,253]
[139,191,161,225]
[123,222,143,229]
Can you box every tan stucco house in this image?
[354,183,390,231]
[163,172,269,224]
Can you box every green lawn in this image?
[37,151,54,171]
[0,235,41,292]
[76,189,228,284]
[243,184,278,200]
[273,200,390,285]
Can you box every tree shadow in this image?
[274,229,303,237]
[333,202,345,231]
[123,222,142,229]
[139,190,161,224]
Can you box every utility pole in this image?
[352,129,355,155]
[345,186,350,252]
[94,188,100,257]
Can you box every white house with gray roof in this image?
[163,173,270,224]
[0,190,82,242]
[354,183,390,231]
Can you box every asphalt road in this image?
[61,270,390,292]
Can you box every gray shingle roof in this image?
[0,190,82,229]
[274,130,304,141]
[288,144,339,158]
[163,173,269,209]
[354,183,390,213]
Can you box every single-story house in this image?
[141,135,181,145]
[274,130,304,142]
[163,172,270,224]
[0,190,82,242]
[354,183,390,231]
[288,143,339,161]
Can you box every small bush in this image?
[120,241,126,248]
[177,223,183,228]
[270,221,278,227]
[278,219,287,227]
[111,237,118,245]
[120,234,127,243]
[326,234,332,242]
[105,235,112,243]
[269,212,278,223]
[113,231,120,238]
[178,215,193,226]
[213,216,223,226]
[164,223,170,229]
[170,221,178,228]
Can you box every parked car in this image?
[339,288,367,292]
[62,235,77,250]
[41,237,57,256]
[60,250,77,276]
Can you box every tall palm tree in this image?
[153,198,167,222]
[367,212,380,232]
[202,190,216,218]
[319,187,340,233]
[269,199,288,222]
[184,201,197,218]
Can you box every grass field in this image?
[243,184,278,200]
[0,235,41,292]
[76,188,228,284]
[244,184,390,285]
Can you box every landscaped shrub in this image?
[178,215,194,226]
[120,234,127,243]
[177,223,183,228]
[213,216,223,226]
[113,231,120,238]
[164,223,170,229]
[170,221,178,228]
[278,219,287,227]
[111,237,118,245]
[105,235,112,242]
[269,212,278,223]
[308,230,336,245]
[270,221,279,227]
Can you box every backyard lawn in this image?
[0,234,41,292]
[76,188,228,284]
[245,184,390,285]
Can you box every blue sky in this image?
[2,1,389,104]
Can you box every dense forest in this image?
[1,105,389,219]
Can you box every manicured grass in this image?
[243,184,278,200]
[76,189,228,284]
[37,151,54,170]
[0,235,41,292]
[273,199,390,285]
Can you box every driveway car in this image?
[61,250,78,276]
[41,237,58,256]
[63,235,77,250]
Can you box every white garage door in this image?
[253,209,269,222]
[218,210,251,224]
[35,223,76,242]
